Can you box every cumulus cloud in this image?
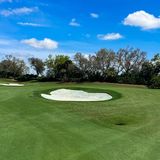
[0,0,12,3]
[69,18,80,27]
[97,33,123,40]
[21,38,58,49]
[0,7,38,16]
[17,22,46,27]
[90,13,99,18]
[123,10,160,30]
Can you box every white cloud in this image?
[0,7,38,16]
[90,13,99,18]
[69,18,80,27]
[0,38,57,60]
[17,22,46,27]
[123,10,160,30]
[21,38,58,49]
[0,0,12,3]
[97,33,123,40]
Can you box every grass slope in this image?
[0,81,159,160]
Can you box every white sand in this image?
[41,89,112,101]
[0,83,24,87]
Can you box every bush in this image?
[37,76,56,82]
[16,74,38,82]
[148,76,160,89]
[105,68,117,83]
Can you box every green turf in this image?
[0,80,160,160]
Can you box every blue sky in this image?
[0,0,160,59]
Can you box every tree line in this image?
[0,47,160,88]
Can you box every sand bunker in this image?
[0,83,24,87]
[41,89,112,101]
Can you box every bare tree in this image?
[116,47,146,74]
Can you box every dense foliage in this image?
[0,55,27,78]
[0,47,160,88]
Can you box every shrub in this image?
[37,76,56,82]
[16,74,37,82]
[148,76,160,89]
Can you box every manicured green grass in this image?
[0,81,160,160]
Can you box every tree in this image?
[96,49,116,75]
[105,67,117,82]
[0,55,27,78]
[28,57,45,76]
[151,54,160,75]
[45,55,55,78]
[74,50,116,81]
[139,61,155,85]
[116,47,146,75]
[45,55,81,81]
[74,52,89,79]
[149,76,160,89]
[54,55,72,81]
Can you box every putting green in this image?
[0,81,160,160]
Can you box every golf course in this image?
[0,80,160,160]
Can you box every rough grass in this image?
[0,80,159,160]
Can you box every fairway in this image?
[0,82,160,160]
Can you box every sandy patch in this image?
[41,89,112,101]
[0,83,24,87]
